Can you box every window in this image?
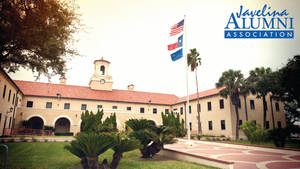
[254,120,256,124]
[12,94,15,104]
[207,102,212,111]
[100,65,105,75]
[180,107,183,115]
[3,85,6,98]
[221,120,226,130]
[277,121,282,128]
[126,106,131,111]
[266,121,270,129]
[197,103,201,112]
[238,98,241,108]
[64,103,70,109]
[140,107,145,113]
[189,105,191,114]
[239,120,243,126]
[208,121,213,130]
[189,122,192,131]
[219,99,224,109]
[26,101,33,108]
[250,100,255,110]
[165,109,169,114]
[97,105,103,110]
[46,102,52,109]
[275,102,280,112]
[153,108,157,114]
[81,104,87,110]
[8,89,11,101]
[173,108,178,114]
[112,106,117,109]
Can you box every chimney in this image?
[59,77,67,85]
[128,84,134,91]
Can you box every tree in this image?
[65,133,113,169]
[110,133,141,169]
[277,55,300,124]
[216,69,243,140]
[187,48,202,133]
[81,110,117,133]
[248,67,272,129]
[0,0,80,78]
[125,119,176,158]
[161,112,185,137]
[240,78,251,121]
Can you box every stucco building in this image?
[0,59,286,139]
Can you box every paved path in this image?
[164,139,300,169]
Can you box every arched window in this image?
[100,66,105,75]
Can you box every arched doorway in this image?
[55,118,70,133]
[28,117,44,129]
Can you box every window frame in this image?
[26,101,33,108]
[46,102,52,109]
[219,99,224,109]
[207,102,212,111]
[64,103,70,110]
[221,120,226,130]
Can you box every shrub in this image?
[196,134,202,140]
[268,127,290,147]
[161,112,186,137]
[44,125,55,132]
[21,120,30,128]
[55,132,74,136]
[240,120,268,143]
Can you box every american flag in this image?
[170,19,184,36]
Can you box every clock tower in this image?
[89,58,113,91]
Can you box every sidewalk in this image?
[163,138,300,169]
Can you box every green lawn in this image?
[0,142,217,169]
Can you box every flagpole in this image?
[184,15,191,143]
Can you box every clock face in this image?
[100,79,105,84]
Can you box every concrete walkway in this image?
[164,138,300,169]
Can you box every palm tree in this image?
[216,69,243,140]
[240,78,251,121]
[65,140,89,169]
[248,67,272,129]
[110,133,141,169]
[187,48,202,133]
[65,133,113,169]
[125,119,176,158]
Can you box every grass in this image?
[0,142,217,169]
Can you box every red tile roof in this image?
[14,80,223,105]
[14,80,179,105]
[175,87,224,104]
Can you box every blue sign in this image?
[224,4,294,39]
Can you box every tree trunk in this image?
[110,152,123,169]
[235,105,240,140]
[88,157,99,169]
[140,146,151,158]
[195,68,201,134]
[270,96,275,128]
[81,157,89,169]
[243,95,248,121]
[262,96,267,129]
[100,159,110,169]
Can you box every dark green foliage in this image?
[81,109,117,133]
[126,118,176,158]
[110,133,141,169]
[44,125,55,132]
[268,127,290,147]
[0,0,80,78]
[240,121,268,143]
[277,55,300,124]
[21,120,30,128]
[161,112,185,137]
[54,132,73,136]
